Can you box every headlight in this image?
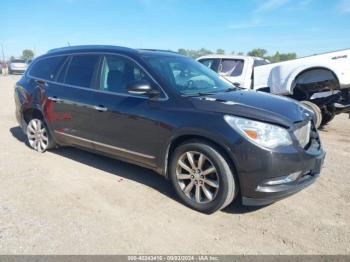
[224,115,292,148]
[294,121,311,148]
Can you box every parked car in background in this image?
[198,49,350,128]
[0,62,8,75]
[15,45,325,213]
[8,58,28,74]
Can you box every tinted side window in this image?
[219,59,244,77]
[56,57,70,83]
[30,56,67,80]
[65,55,100,88]
[254,59,269,67]
[99,55,151,94]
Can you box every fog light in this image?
[264,171,302,186]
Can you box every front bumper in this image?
[228,125,325,206]
[242,150,325,206]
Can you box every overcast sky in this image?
[1,0,350,58]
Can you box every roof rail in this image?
[47,45,134,54]
[47,46,82,53]
[138,49,178,54]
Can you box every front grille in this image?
[294,121,311,148]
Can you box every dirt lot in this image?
[0,75,349,254]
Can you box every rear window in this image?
[30,56,67,80]
[65,55,100,88]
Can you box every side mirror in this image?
[127,80,160,97]
[233,82,240,87]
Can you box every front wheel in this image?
[169,141,237,214]
[26,118,56,153]
[320,105,336,127]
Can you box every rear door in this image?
[42,54,101,148]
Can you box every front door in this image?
[88,54,165,167]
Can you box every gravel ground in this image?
[0,75,349,254]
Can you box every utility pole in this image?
[1,44,5,63]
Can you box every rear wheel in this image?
[169,140,237,213]
[26,118,56,152]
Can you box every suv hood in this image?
[190,90,313,127]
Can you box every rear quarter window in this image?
[30,56,67,81]
[253,59,269,67]
[65,55,100,88]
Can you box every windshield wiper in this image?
[225,87,239,92]
[182,92,217,97]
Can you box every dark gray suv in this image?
[14,45,325,213]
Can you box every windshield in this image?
[143,56,234,95]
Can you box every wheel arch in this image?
[290,66,340,94]
[22,107,44,124]
[163,134,241,191]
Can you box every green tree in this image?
[196,48,213,58]
[266,51,297,63]
[177,48,188,56]
[279,52,297,61]
[175,48,297,62]
[21,49,35,61]
[216,48,225,54]
[247,48,267,58]
[266,51,280,63]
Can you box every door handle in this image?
[93,105,108,112]
[48,96,62,103]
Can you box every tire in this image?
[169,140,237,214]
[300,101,322,128]
[320,106,336,127]
[26,118,56,153]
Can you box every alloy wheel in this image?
[176,151,219,204]
[26,119,49,153]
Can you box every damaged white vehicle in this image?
[198,49,350,127]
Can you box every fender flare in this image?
[160,128,237,178]
[285,64,340,94]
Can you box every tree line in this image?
[6,48,297,63]
[6,49,35,62]
[177,48,297,62]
